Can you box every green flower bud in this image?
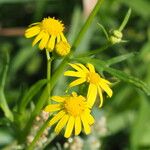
[109,30,123,44]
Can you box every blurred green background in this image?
[0,0,150,149]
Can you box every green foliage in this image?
[0,0,150,149]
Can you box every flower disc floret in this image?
[41,18,64,36]
[86,72,100,85]
[64,95,86,117]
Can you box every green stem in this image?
[72,0,104,50]
[46,50,51,97]
[27,117,52,150]
[22,85,49,143]
[22,51,51,142]
[42,133,57,149]
[50,57,69,91]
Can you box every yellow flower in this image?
[64,63,113,108]
[25,17,67,51]
[55,41,71,56]
[44,92,94,138]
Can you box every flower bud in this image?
[55,41,71,56]
[109,30,123,44]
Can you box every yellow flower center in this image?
[64,95,87,117]
[87,72,100,84]
[41,17,64,36]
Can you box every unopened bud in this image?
[109,30,123,44]
[55,41,71,56]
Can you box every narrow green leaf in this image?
[0,51,9,90]
[105,52,136,66]
[0,51,13,121]
[97,23,109,40]
[119,8,131,31]
[19,79,48,113]
[0,90,14,122]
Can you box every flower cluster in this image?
[25,17,113,138]
[64,63,113,107]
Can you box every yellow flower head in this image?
[25,17,67,51]
[55,41,71,56]
[44,92,94,138]
[64,63,113,108]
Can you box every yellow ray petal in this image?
[44,104,61,112]
[64,116,75,138]
[60,33,67,42]
[97,86,103,107]
[25,26,40,38]
[87,83,97,108]
[49,110,65,126]
[39,32,49,50]
[81,114,91,134]
[87,63,95,73]
[101,78,111,85]
[47,35,56,50]
[55,114,69,134]
[76,63,89,72]
[68,63,83,72]
[85,113,95,125]
[51,96,65,102]
[57,35,61,43]
[32,31,45,46]
[75,116,82,135]
[64,71,85,78]
[69,78,86,87]
[99,80,113,97]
